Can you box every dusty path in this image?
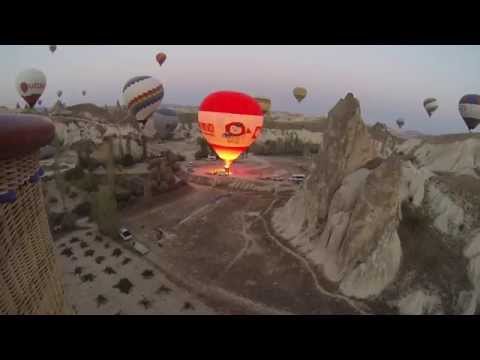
[260,200,370,315]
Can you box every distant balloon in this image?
[122,76,164,126]
[152,108,179,139]
[254,97,271,115]
[156,52,167,66]
[49,45,57,54]
[57,90,62,98]
[198,91,264,172]
[15,68,47,108]
[423,98,439,117]
[459,94,480,131]
[82,90,86,96]
[293,87,307,103]
[16,102,20,109]
[396,118,405,129]
[38,100,42,106]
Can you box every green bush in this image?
[73,202,91,217]
[122,154,135,167]
[65,166,85,182]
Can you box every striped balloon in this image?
[423,98,438,117]
[459,94,480,131]
[122,76,164,125]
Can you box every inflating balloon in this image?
[459,94,480,131]
[396,118,405,129]
[254,97,271,115]
[423,98,438,117]
[293,87,307,103]
[198,91,264,173]
[156,52,167,66]
[15,68,47,108]
[49,45,57,54]
[122,75,164,126]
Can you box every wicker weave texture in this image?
[0,151,66,315]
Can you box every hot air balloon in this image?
[151,108,179,139]
[293,87,307,103]
[16,102,20,109]
[122,75,164,126]
[396,118,405,129]
[423,98,439,117]
[38,100,42,106]
[57,90,62,99]
[254,97,271,115]
[459,94,480,131]
[15,68,47,108]
[156,52,167,66]
[198,91,264,174]
[82,90,86,96]
[49,45,57,54]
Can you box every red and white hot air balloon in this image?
[15,68,47,109]
[198,91,264,174]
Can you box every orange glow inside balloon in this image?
[198,91,264,171]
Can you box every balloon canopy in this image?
[254,97,271,115]
[293,87,307,103]
[198,91,264,171]
[423,98,439,117]
[122,75,164,125]
[15,68,47,109]
[396,118,405,129]
[459,94,480,131]
[156,52,167,66]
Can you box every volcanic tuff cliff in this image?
[273,93,480,314]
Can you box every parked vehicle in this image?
[288,174,306,184]
[119,227,133,241]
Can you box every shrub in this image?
[122,154,135,167]
[73,202,91,217]
[65,166,85,182]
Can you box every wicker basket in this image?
[0,115,66,315]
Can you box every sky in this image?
[1,45,479,135]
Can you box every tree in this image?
[52,134,69,213]
[91,185,120,238]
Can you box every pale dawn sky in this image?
[1,45,479,135]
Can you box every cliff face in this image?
[273,93,402,300]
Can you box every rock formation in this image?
[274,93,402,299]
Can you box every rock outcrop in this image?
[273,93,403,299]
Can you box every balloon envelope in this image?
[57,90,62,98]
[15,68,47,108]
[396,118,405,129]
[122,75,164,124]
[293,87,307,103]
[459,94,480,131]
[198,91,264,169]
[151,108,179,139]
[49,45,57,53]
[254,97,271,115]
[82,90,86,96]
[156,52,167,66]
[423,98,438,117]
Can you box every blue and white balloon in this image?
[122,76,164,125]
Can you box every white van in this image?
[288,174,306,184]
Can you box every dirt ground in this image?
[53,218,216,315]
[121,155,362,314]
